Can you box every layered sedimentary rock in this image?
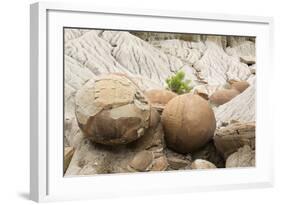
[214,122,255,159]
[214,84,255,127]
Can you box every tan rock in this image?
[192,140,225,168]
[64,147,75,174]
[191,159,217,169]
[230,81,250,93]
[129,151,154,171]
[214,122,255,159]
[65,122,165,175]
[226,145,255,168]
[151,156,169,171]
[145,89,177,106]
[75,74,151,145]
[161,94,216,153]
[214,84,255,128]
[167,157,191,170]
[210,89,240,106]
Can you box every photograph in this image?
[63,28,256,176]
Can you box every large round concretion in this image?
[161,94,216,153]
[75,74,151,145]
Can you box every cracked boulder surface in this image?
[75,74,151,145]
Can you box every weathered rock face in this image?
[214,83,255,127]
[144,89,177,110]
[191,159,217,169]
[225,145,255,168]
[214,122,255,159]
[64,147,75,174]
[161,94,216,153]
[210,89,240,106]
[75,74,151,145]
[165,148,192,170]
[65,120,166,175]
[193,36,252,85]
[230,81,250,93]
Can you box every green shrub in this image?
[165,70,192,94]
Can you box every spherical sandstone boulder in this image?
[230,81,250,93]
[75,74,151,145]
[144,89,177,107]
[161,94,216,153]
[209,89,240,106]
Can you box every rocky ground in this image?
[64,29,256,176]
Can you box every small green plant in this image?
[165,70,192,94]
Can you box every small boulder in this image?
[225,145,255,168]
[162,94,216,153]
[191,159,217,169]
[144,89,177,111]
[75,74,151,145]
[214,122,255,159]
[209,89,240,106]
[151,156,169,171]
[129,151,154,171]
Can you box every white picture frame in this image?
[30,2,274,202]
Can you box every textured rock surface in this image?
[129,150,154,171]
[75,74,151,145]
[65,121,165,175]
[162,94,216,153]
[64,147,75,174]
[191,159,217,169]
[225,145,255,168]
[214,83,255,127]
[64,29,256,174]
[165,148,192,170]
[193,36,252,85]
[214,122,255,159]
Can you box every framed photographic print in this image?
[30,2,274,202]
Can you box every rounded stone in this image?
[230,81,250,93]
[209,89,240,106]
[129,151,154,171]
[191,159,217,169]
[144,89,177,107]
[161,94,216,153]
[75,74,151,145]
